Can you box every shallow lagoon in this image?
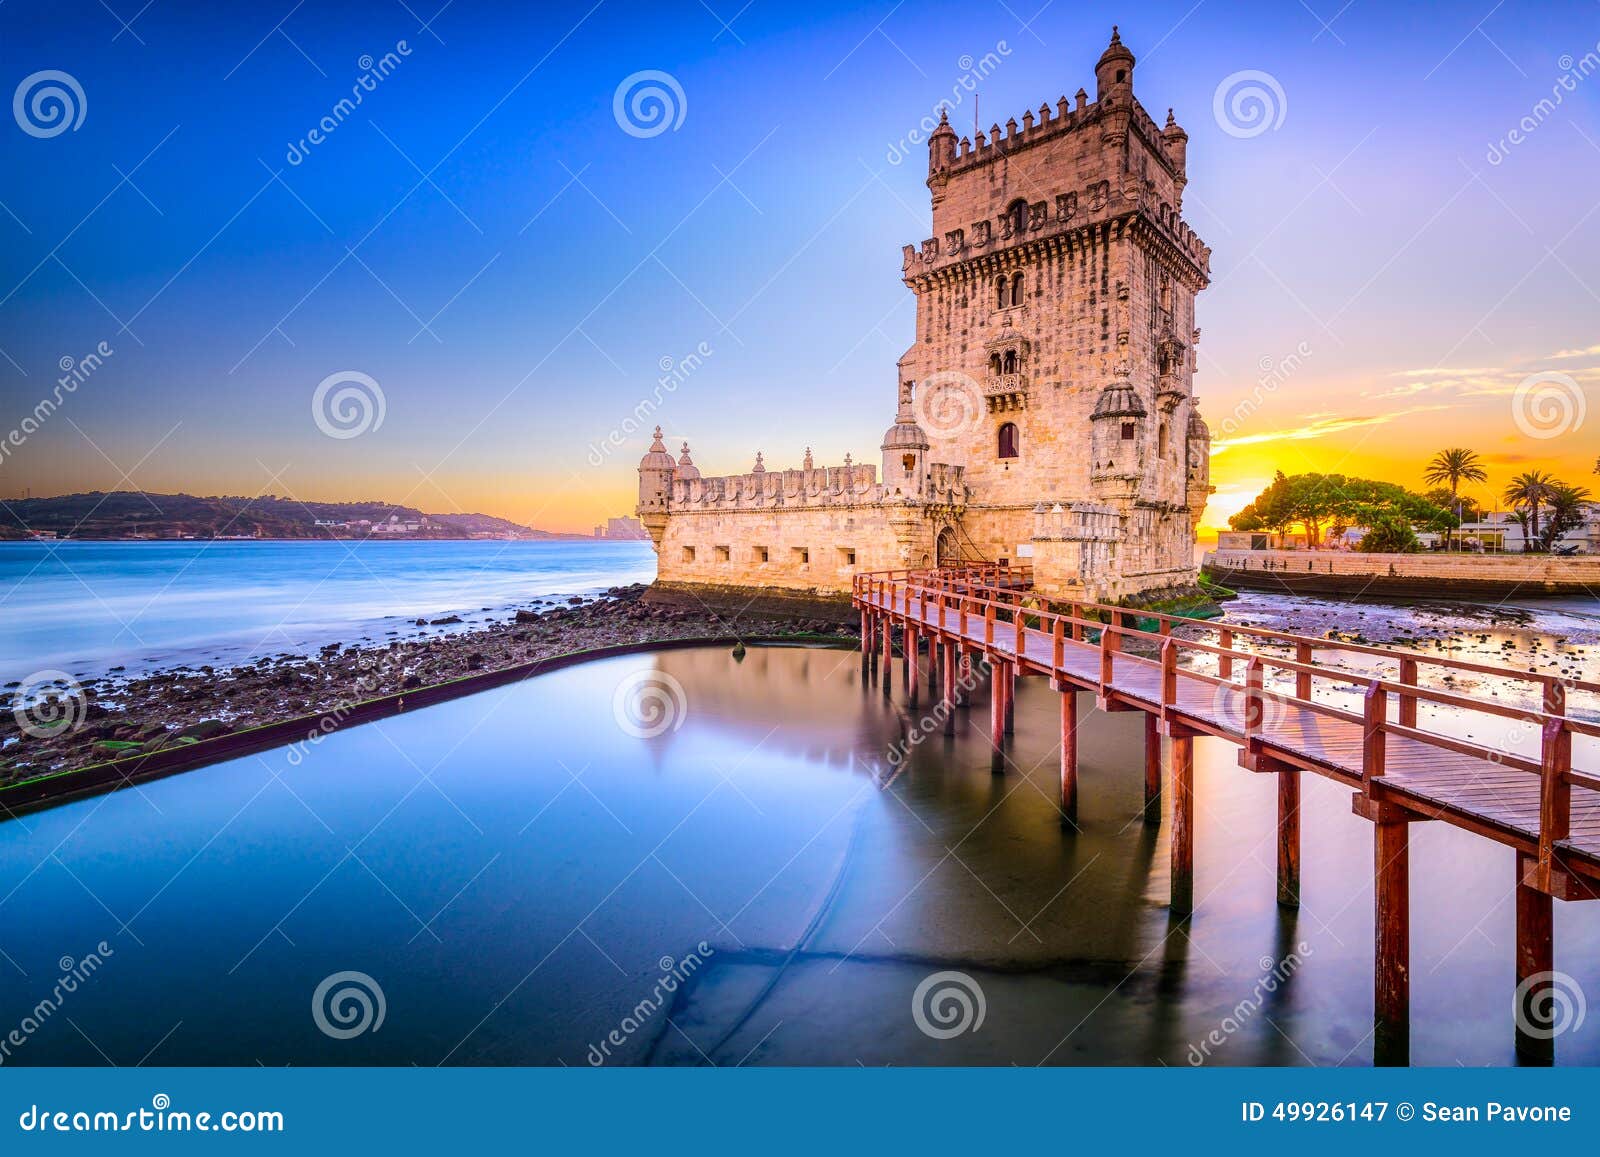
[1,643,1596,1066]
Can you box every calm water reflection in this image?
[1,643,1595,1066]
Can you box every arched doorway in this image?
[935,527,959,567]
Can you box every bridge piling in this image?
[1278,768,1301,908]
[1057,682,1078,825]
[1514,853,1554,1065]
[1143,713,1162,825]
[1373,811,1411,1067]
[1170,733,1195,914]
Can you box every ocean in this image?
[0,539,656,684]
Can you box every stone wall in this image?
[1204,549,1600,598]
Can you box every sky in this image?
[0,0,1596,533]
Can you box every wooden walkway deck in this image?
[852,566,1600,1066]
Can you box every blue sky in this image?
[0,0,1596,530]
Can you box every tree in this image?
[1541,483,1593,551]
[1425,487,1482,523]
[1422,448,1488,529]
[1357,511,1419,553]
[1230,472,1456,548]
[1503,470,1558,552]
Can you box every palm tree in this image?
[1503,470,1558,551]
[1542,483,1593,551]
[1423,448,1487,544]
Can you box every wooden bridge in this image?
[852,565,1600,1066]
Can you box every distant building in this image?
[601,516,647,540]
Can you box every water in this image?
[2,643,1596,1066]
[0,540,656,683]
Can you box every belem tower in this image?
[638,29,1213,604]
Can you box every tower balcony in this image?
[983,374,1028,410]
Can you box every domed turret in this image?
[1091,378,1146,420]
[751,450,766,473]
[881,383,931,496]
[928,108,957,178]
[1095,26,1135,103]
[636,426,676,547]
[1090,369,1146,495]
[1163,108,1189,201]
[638,425,675,472]
[675,442,701,481]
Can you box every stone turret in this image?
[880,381,931,498]
[1162,109,1188,205]
[1095,26,1135,104]
[636,426,676,547]
[675,442,701,481]
[1185,408,1213,531]
[1090,369,1147,498]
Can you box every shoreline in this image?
[0,584,857,805]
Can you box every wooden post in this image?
[927,632,939,695]
[1052,616,1064,669]
[1170,734,1195,914]
[1362,684,1387,788]
[942,640,957,737]
[907,628,919,708]
[1002,661,1015,736]
[989,661,1007,773]
[1143,711,1162,824]
[1277,768,1301,908]
[956,649,970,709]
[881,614,894,699]
[1398,658,1418,728]
[860,609,871,681]
[1373,814,1410,1067]
[1514,852,1555,1064]
[1218,628,1233,680]
[1059,686,1078,825]
[1536,718,1571,893]
[1295,640,1312,701]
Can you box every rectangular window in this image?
[1121,421,1136,441]
[715,545,730,563]
[754,545,769,564]
[839,547,857,567]
[792,547,810,567]
[682,546,696,563]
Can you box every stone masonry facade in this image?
[639,29,1214,603]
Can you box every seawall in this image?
[1202,549,1600,599]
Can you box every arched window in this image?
[1002,349,1016,375]
[1010,273,1024,306]
[1158,422,1170,458]
[996,277,1008,309]
[998,422,1019,459]
[988,352,1001,375]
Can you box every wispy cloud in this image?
[1548,344,1600,360]
[1213,406,1452,453]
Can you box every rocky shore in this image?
[1,584,856,785]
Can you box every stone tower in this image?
[898,26,1212,590]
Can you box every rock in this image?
[177,719,229,741]
[415,618,427,626]
[430,615,463,625]
[466,653,486,670]
[515,610,540,624]
[401,674,423,689]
